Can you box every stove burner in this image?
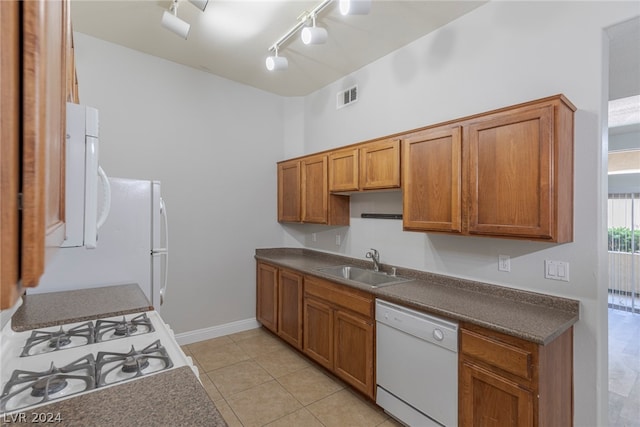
[0,355,96,413]
[30,377,68,397]
[121,356,149,373]
[21,323,94,357]
[48,335,71,348]
[95,313,153,342]
[114,323,138,337]
[96,340,172,387]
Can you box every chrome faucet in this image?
[366,248,381,272]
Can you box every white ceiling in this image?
[70,0,486,96]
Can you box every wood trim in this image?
[0,0,23,309]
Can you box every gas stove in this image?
[0,310,196,416]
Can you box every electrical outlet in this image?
[498,255,511,272]
[335,234,341,246]
[312,233,317,242]
[545,260,570,282]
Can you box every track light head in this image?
[188,0,208,12]
[161,9,190,39]
[266,55,288,71]
[339,0,371,15]
[301,26,328,45]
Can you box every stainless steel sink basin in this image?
[315,265,410,287]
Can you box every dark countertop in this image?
[11,284,154,331]
[0,367,227,427]
[255,248,579,345]
[4,284,227,426]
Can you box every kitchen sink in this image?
[315,265,410,288]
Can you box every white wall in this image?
[284,2,640,426]
[73,33,285,334]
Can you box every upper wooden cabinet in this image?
[403,95,575,242]
[277,160,301,222]
[1,0,72,310]
[467,100,574,241]
[403,126,462,233]
[328,139,401,192]
[277,155,349,225]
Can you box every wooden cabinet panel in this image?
[1,0,70,308]
[329,148,359,192]
[256,262,278,332]
[303,274,375,399]
[0,0,22,309]
[460,361,534,427]
[468,106,553,239]
[459,322,573,427]
[21,0,67,287]
[278,160,301,222]
[303,296,333,370]
[279,155,349,225]
[403,126,462,232]
[461,329,533,381]
[334,309,374,397]
[278,269,303,349]
[302,155,329,223]
[359,138,400,190]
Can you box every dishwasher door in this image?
[376,299,458,427]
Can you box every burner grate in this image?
[20,323,95,357]
[95,313,154,342]
[96,340,173,387]
[0,355,96,413]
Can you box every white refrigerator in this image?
[30,177,169,312]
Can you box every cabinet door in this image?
[360,139,401,190]
[303,297,333,370]
[278,160,301,222]
[467,106,553,239]
[334,309,374,398]
[278,269,303,349]
[256,262,278,333]
[329,148,359,192]
[301,155,328,224]
[460,361,534,427]
[22,0,68,287]
[0,0,22,309]
[403,126,462,232]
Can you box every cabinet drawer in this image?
[461,329,533,381]
[304,276,373,318]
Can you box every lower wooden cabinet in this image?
[459,322,573,427]
[303,275,375,399]
[256,261,303,350]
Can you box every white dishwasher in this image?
[376,299,458,427]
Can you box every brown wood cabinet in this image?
[277,155,349,225]
[256,262,303,350]
[1,0,73,310]
[303,275,375,399]
[328,139,401,192]
[403,95,575,242]
[403,125,462,233]
[459,322,573,427]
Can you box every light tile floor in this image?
[182,328,402,427]
[608,309,640,427]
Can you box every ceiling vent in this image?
[337,85,358,109]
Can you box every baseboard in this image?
[174,317,261,346]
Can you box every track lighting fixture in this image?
[160,0,208,39]
[161,0,190,39]
[266,48,288,71]
[339,0,371,15]
[301,15,328,45]
[188,0,208,12]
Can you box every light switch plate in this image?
[545,260,570,282]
